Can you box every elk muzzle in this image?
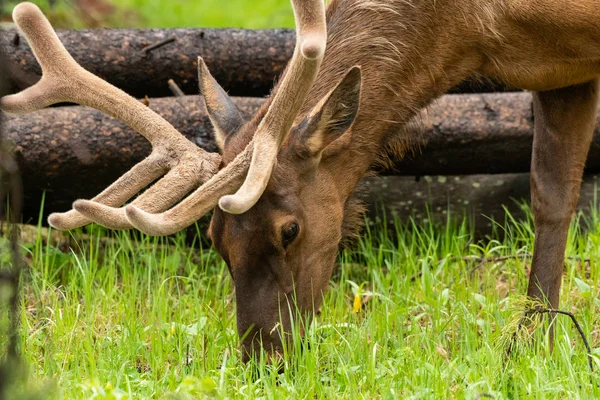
[233,269,307,363]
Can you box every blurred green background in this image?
[1,0,296,28]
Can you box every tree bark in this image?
[2,27,295,98]
[365,173,600,234]
[4,91,600,222]
[2,27,514,99]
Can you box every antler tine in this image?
[218,0,327,214]
[1,3,222,230]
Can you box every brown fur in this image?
[206,0,600,360]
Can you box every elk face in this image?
[205,66,362,362]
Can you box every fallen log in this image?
[366,173,600,234]
[3,91,600,222]
[1,28,513,98]
[2,27,295,98]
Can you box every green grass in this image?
[2,203,600,399]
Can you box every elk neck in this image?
[306,0,490,200]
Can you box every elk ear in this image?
[198,57,244,151]
[294,66,361,158]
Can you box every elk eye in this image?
[282,222,299,247]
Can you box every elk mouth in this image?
[240,328,286,365]
[239,321,313,367]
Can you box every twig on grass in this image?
[523,306,594,373]
[410,254,529,283]
[503,298,594,381]
[468,255,590,280]
[410,253,590,286]
[467,255,528,278]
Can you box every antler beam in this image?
[217,0,327,214]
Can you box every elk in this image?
[2,0,599,362]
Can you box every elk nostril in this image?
[241,349,251,364]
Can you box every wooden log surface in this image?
[366,173,600,234]
[1,27,513,99]
[3,91,600,222]
[2,27,295,98]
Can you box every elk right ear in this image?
[291,66,361,159]
[198,57,244,151]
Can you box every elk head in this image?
[0,1,362,362]
[205,63,362,361]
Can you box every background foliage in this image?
[1,0,295,28]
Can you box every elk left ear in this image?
[198,57,244,151]
[294,66,361,158]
